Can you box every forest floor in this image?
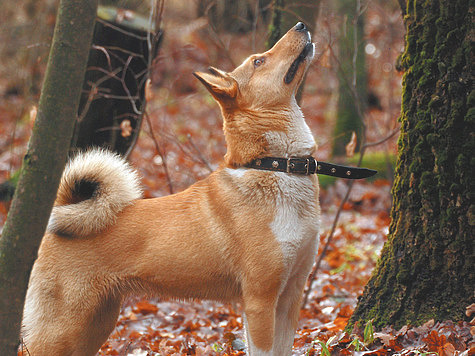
[1,2,473,355]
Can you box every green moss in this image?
[419,171,436,200]
[465,107,475,123]
[468,90,475,107]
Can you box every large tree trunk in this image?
[332,0,367,157]
[0,0,98,353]
[349,0,474,329]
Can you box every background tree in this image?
[349,0,474,329]
[266,0,319,48]
[266,0,320,103]
[0,0,98,353]
[198,0,272,34]
[72,4,162,157]
[332,0,367,156]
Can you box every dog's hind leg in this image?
[22,262,122,356]
[73,293,123,355]
[23,287,122,356]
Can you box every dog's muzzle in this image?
[284,22,314,85]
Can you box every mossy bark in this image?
[0,0,98,353]
[332,0,367,156]
[349,0,474,330]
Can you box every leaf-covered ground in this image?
[2,2,473,355]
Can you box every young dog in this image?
[22,22,320,355]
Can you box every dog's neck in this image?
[222,102,316,168]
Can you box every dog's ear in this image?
[193,69,237,102]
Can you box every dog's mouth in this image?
[284,41,314,85]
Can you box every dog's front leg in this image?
[242,291,277,355]
[272,275,307,354]
[273,239,318,354]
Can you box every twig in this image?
[165,131,213,173]
[120,54,142,115]
[77,67,122,123]
[363,127,399,149]
[201,2,237,68]
[186,134,214,173]
[144,111,174,194]
[92,44,113,71]
[20,338,31,356]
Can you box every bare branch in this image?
[144,111,174,194]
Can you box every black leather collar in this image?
[245,157,377,179]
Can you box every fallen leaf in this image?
[345,131,357,157]
[145,78,153,102]
[132,300,158,315]
[120,119,132,138]
[441,342,456,356]
[374,332,395,345]
[423,330,447,352]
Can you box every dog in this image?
[22,22,319,355]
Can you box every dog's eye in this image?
[253,58,264,67]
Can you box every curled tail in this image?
[47,148,143,237]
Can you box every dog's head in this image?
[194,22,315,165]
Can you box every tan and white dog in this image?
[22,22,320,355]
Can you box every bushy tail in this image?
[47,148,143,237]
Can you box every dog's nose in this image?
[295,22,307,32]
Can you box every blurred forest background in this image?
[1,0,471,355]
[0,0,403,198]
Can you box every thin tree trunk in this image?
[0,0,98,353]
[332,0,367,156]
[349,0,473,330]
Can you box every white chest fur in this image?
[225,168,320,284]
[270,173,320,280]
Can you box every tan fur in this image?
[22,23,319,356]
[47,148,143,237]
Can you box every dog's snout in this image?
[295,22,307,32]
